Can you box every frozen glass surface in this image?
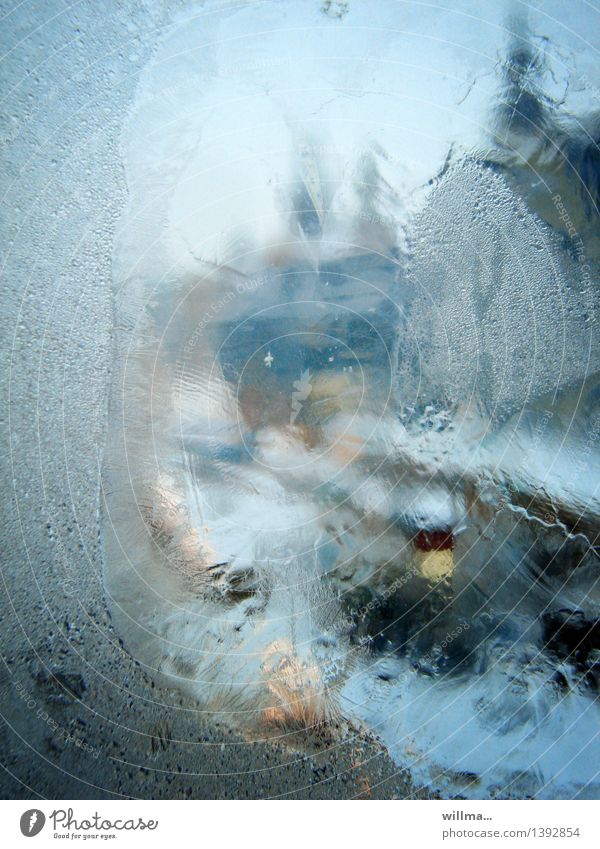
[103,0,600,797]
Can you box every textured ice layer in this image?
[103,0,600,797]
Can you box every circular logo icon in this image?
[20,810,45,837]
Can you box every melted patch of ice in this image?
[103,0,600,797]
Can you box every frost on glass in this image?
[102,1,600,797]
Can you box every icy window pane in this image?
[103,0,600,797]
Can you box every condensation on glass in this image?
[102,0,600,798]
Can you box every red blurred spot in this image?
[414,529,454,552]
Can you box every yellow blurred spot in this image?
[417,548,454,582]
